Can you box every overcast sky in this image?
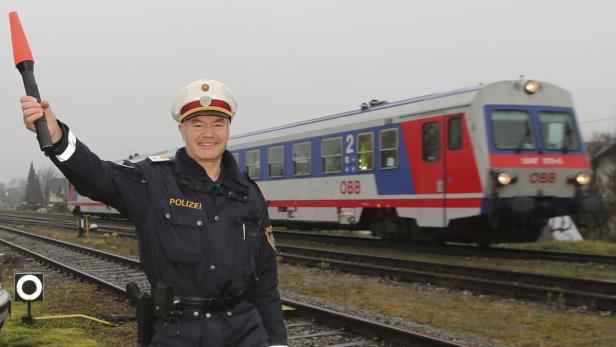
[1,1,615,184]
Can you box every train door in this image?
[417,116,446,226]
[405,115,471,227]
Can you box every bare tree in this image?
[38,165,60,203]
[586,130,616,241]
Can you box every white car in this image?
[0,284,10,330]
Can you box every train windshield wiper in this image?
[561,123,573,154]
[514,129,531,153]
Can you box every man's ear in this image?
[178,123,186,142]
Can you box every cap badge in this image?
[201,83,210,92]
[200,95,212,106]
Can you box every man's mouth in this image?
[198,142,217,148]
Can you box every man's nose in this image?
[199,125,216,136]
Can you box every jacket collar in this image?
[174,148,250,194]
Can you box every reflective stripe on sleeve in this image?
[56,130,77,162]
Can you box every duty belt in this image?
[176,288,249,313]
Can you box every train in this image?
[67,79,601,244]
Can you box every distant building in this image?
[48,177,68,203]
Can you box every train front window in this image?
[321,137,343,173]
[539,112,579,152]
[490,110,536,151]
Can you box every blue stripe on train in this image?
[233,123,415,195]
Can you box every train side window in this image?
[357,132,374,171]
[293,141,311,176]
[246,149,260,179]
[321,137,343,173]
[232,152,240,164]
[422,122,440,161]
[268,146,284,178]
[448,118,462,151]
[380,128,399,169]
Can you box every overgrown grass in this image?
[0,252,136,346]
[279,264,616,347]
[500,239,616,255]
[3,223,616,346]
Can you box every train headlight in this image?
[569,172,591,186]
[496,172,517,186]
[524,80,541,94]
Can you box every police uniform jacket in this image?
[47,121,288,346]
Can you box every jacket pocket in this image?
[159,210,206,265]
[235,216,262,273]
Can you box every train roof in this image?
[230,85,480,143]
[227,79,572,147]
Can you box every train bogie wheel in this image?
[370,209,399,239]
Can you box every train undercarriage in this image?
[272,194,605,245]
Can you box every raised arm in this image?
[20,96,146,221]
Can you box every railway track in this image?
[3,214,616,307]
[3,213,615,313]
[2,211,615,266]
[0,213,136,238]
[273,230,616,266]
[0,224,465,347]
[277,245,616,312]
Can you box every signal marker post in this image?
[14,273,44,325]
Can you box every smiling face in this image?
[178,114,230,169]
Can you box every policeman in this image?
[20,79,288,347]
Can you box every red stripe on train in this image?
[270,198,482,208]
[490,154,590,168]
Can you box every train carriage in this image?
[228,79,597,243]
[67,79,600,244]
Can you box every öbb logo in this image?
[340,180,361,194]
[529,172,556,184]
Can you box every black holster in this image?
[151,281,181,318]
[126,282,155,346]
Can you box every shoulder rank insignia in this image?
[265,226,277,251]
[114,161,136,169]
[148,155,170,163]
